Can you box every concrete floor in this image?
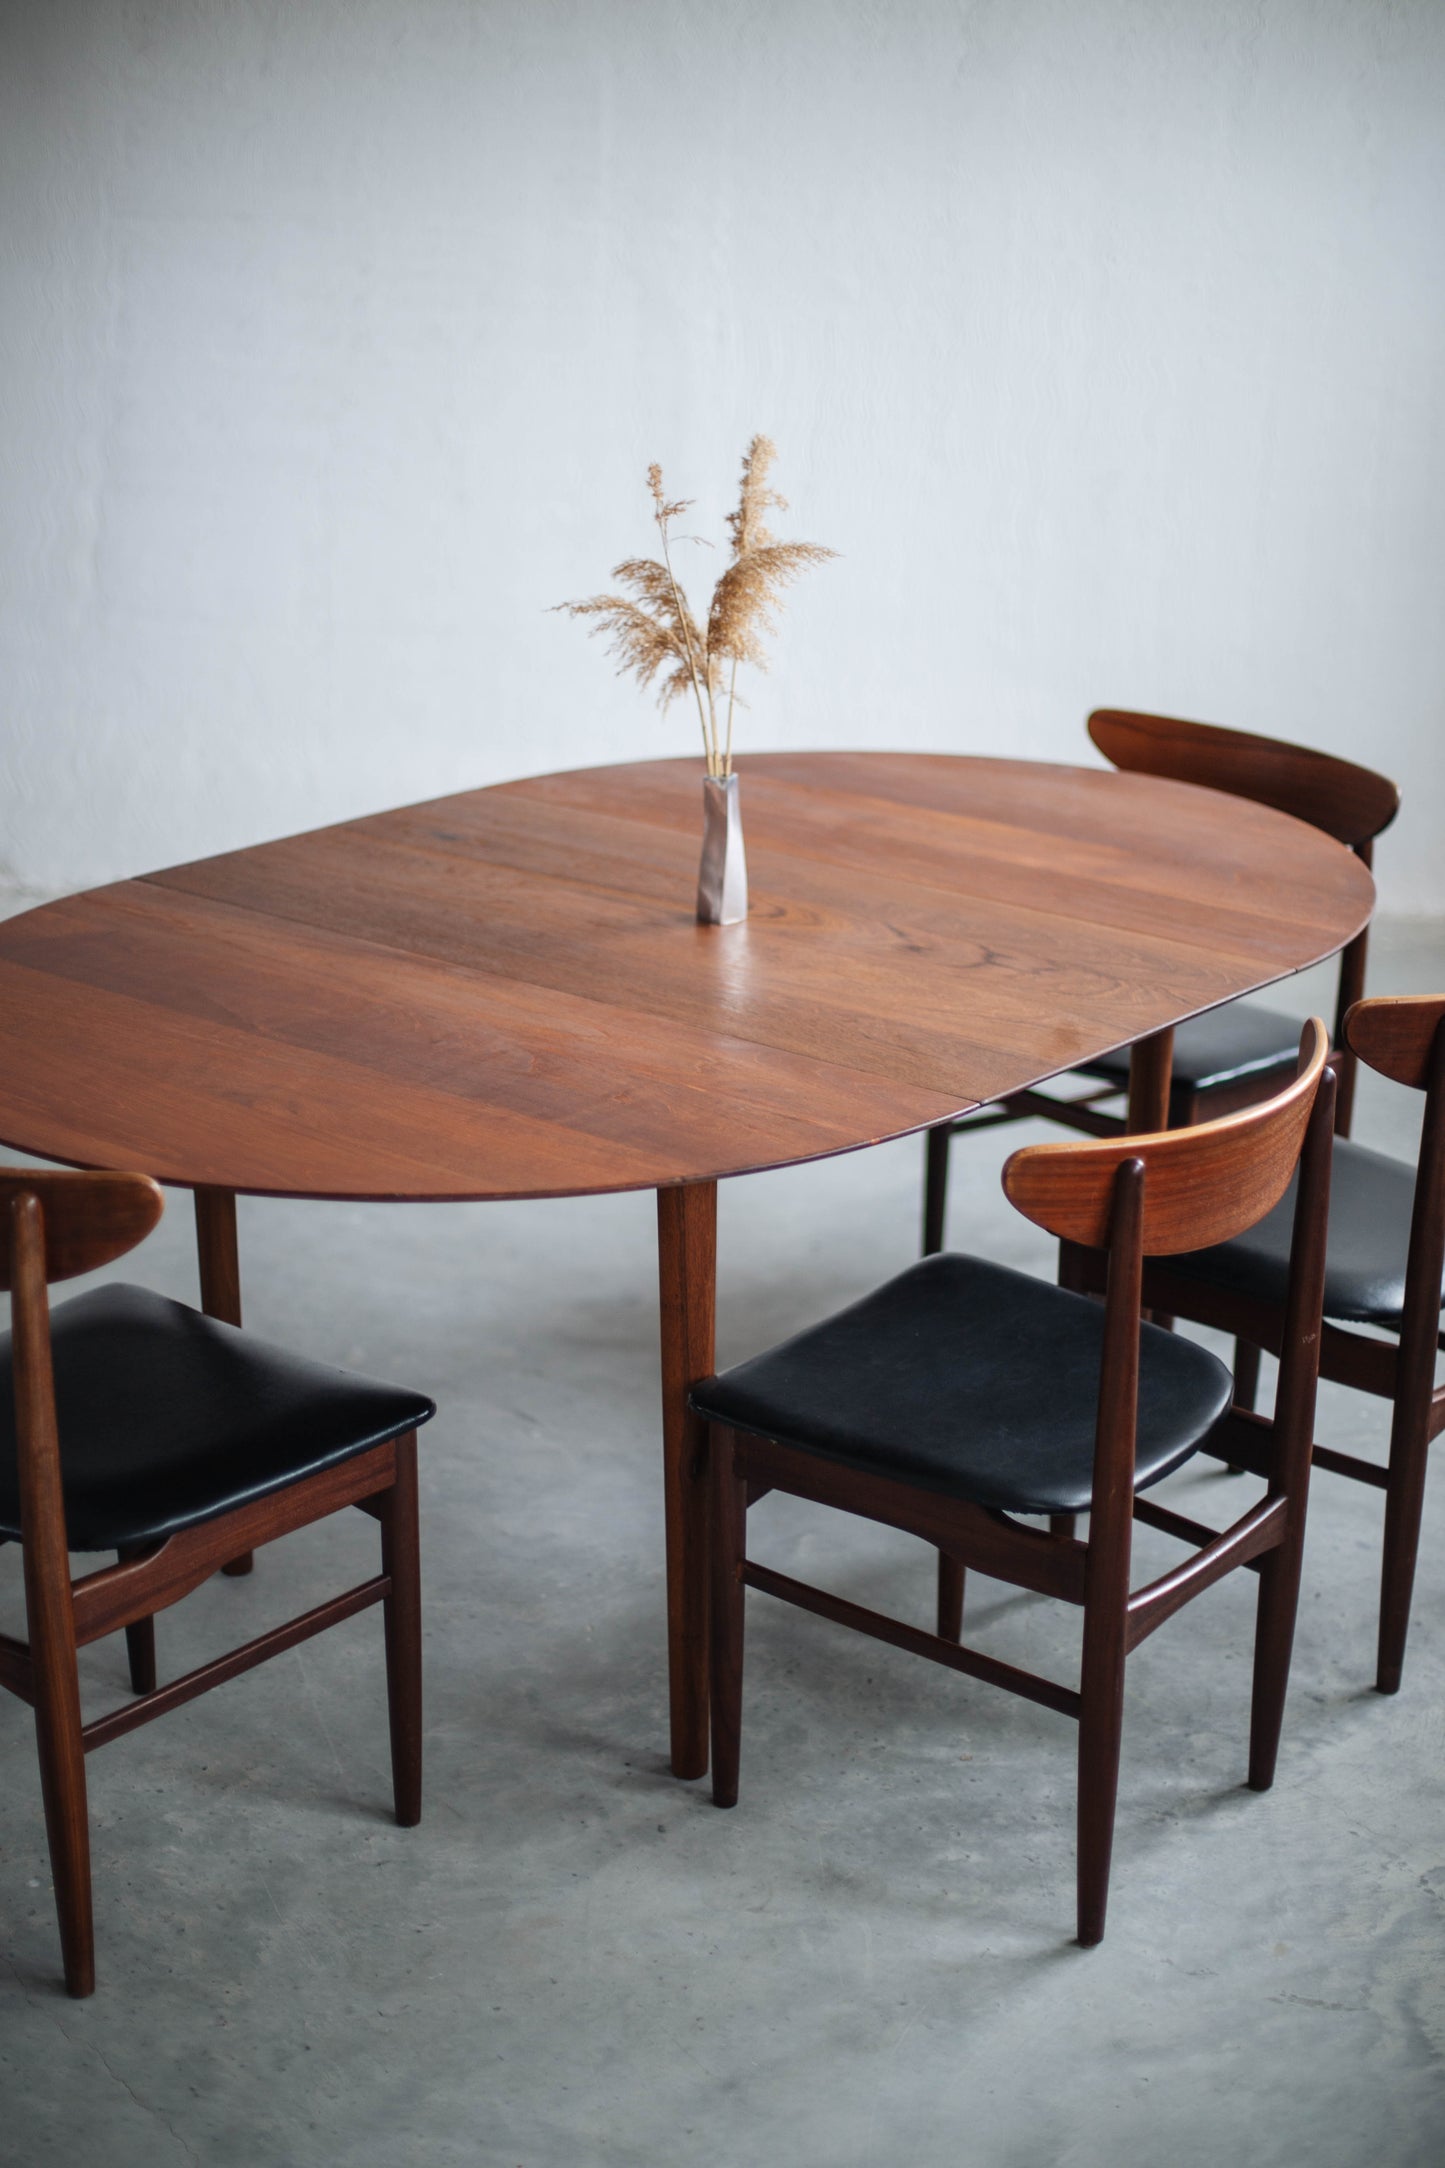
[1,919,1443,2167]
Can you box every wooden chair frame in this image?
[710,1027,1334,1945]
[922,709,1397,1256]
[1,1173,422,1997]
[1096,996,1445,1696]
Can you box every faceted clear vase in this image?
[696,774,748,926]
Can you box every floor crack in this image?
[51,2015,202,2166]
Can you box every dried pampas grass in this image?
[555,437,835,777]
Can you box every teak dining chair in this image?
[922,710,1396,1255]
[0,1169,435,1997]
[1120,994,1445,1695]
[696,1023,1333,1945]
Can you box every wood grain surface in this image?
[1004,1019,1329,1253]
[0,754,1375,1200]
[1087,709,1399,850]
[1,1171,163,1288]
[1345,994,1445,1092]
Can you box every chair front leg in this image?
[709,1426,748,1808]
[922,1126,952,1256]
[117,1547,157,1695]
[936,1551,965,1641]
[1232,1340,1262,1415]
[379,1433,423,1826]
[1224,1342,1264,1475]
[122,1616,157,1697]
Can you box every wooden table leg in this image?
[195,1187,254,1578]
[657,1181,716,1781]
[1126,1027,1175,1135]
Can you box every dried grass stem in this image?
[555,436,835,778]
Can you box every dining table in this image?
[0,750,1376,1780]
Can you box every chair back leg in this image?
[1249,1057,1334,1779]
[10,1193,97,1996]
[709,1426,748,1809]
[27,1587,94,1997]
[1246,1528,1308,1791]
[379,1432,423,1827]
[195,1186,256,1579]
[1376,1396,1434,1695]
[1374,1028,1445,1691]
[1075,1590,1128,1948]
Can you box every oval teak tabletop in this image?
[0,753,1375,1200]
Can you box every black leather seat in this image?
[0,1284,435,1552]
[691,1253,1234,1516]
[1170,1137,1436,1327]
[1077,1004,1302,1100]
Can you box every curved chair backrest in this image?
[1087,710,1399,851]
[2,1170,164,1291]
[1089,710,1393,1138]
[1342,993,1445,1471]
[1345,995,1445,1093]
[1003,1019,1329,1255]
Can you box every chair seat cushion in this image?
[1077,1003,1302,1097]
[1169,1137,1435,1327]
[690,1254,1233,1516]
[0,1284,436,1551]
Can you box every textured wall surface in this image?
[2,1,1442,904]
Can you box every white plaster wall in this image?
[2,0,1442,906]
